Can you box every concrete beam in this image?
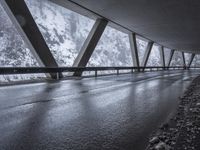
[129,33,140,70]
[160,46,165,69]
[188,54,195,68]
[73,18,108,76]
[167,49,175,67]
[182,52,187,69]
[2,0,62,79]
[182,52,186,66]
[50,0,98,20]
[51,0,200,52]
[141,41,154,71]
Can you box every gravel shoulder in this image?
[146,76,200,150]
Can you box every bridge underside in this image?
[1,0,200,150]
[57,0,200,53]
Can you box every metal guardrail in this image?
[0,66,199,76]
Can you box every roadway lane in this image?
[0,70,199,150]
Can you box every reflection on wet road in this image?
[0,70,199,150]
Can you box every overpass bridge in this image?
[0,0,200,149]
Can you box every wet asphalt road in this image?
[0,70,199,150]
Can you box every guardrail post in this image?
[56,72,60,80]
[117,69,119,75]
[131,69,134,73]
[95,70,98,77]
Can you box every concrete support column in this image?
[167,49,175,67]
[2,0,62,79]
[141,41,154,71]
[129,33,140,71]
[73,18,108,76]
[188,54,195,68]
[160,46,165,69]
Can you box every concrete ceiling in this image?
[64,0,200,53]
